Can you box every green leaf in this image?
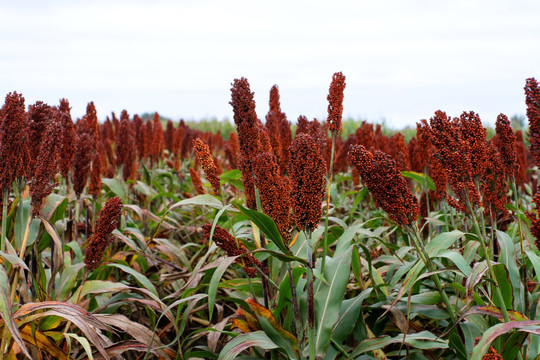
[425,230,464,257]
[436,250,472,276]
[526,250,540,281]
[235,203,291,255]
[470,321,540,360]
[102,178,127,203]
[351,331,448,357]
[314,246,353,357]
[208,256,239,321]
[332,289,373,344]
[218,331,279,360]
[501,330,529,360]
[0,266,32,359]
[169,194,224,211]
[106,263,158,296]
[64,333,94,360]
[492,263,513,309]
[497,230,522,308]
[401,171,436,191]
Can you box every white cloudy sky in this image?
[1,0,539,128]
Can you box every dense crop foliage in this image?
[0,76,539,359]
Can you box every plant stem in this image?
[288,266,304,355]
[305,228,316,360]
[407,226,457,323]
[466,201,511,323]
[1,189,8,252]
[321,135,336,274]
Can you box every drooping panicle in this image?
[229,78,261,208]
[327,72,346,135]
[84,196,123,271]
[193,138,221,196]
[201,224,262,278]
[348,145,419,226]
[30,118,61,215]
[494,113,518,177]
[289,133,327,231]
[525,78,540,166]
[0,92,31,193]
[252,152,292,242]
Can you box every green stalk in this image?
[321,134,336,274]
[305,228,316,360]
[288,266,304,355]
[466,201,511,323]
[407,226,457,323]
[1,189,8,252]
[511,176,529,313]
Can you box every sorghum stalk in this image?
[305,228,316,360]
[254,186,270,309]
[406,225,457,323]
[465,197,510,323]
[321,134,336,273]
[1,189,7,252]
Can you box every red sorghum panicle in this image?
[389,132,410,171]
[230,78,261,208]
[143,120,153,161]
[494,113,518,177]
[59,99,76,178]
[201,224,262,278]
[189,167,204,195]
[193,138,221,196]
[459,111,489,179]
[327,72,346,134]
[84,102,99,153]
[289,133,327,231]
[152,113,163,163]
[252,152,292,242]
[73,130,94,198]
[355,121,375,151]
[225,132,240,170]
[348,145,419,225]
[28,101,56,178]
[515,130,528,186]
[116,111,136,181]
[415,120,431,172]
[481,346,503,360]
[526,192,540,250]
[0,92,31,193]
[408,137,423,173]
[30,119,61,215]
[334,134,356,173]
[164,119,175,156]
[296,115,309,135]
[525,77,540,166]
[258,122,273,154]
[481,142,510,227]
[133,114,145,161]
[88,151,102,199]
[374,124,390,155]
[429,110,478,211]
[84,196,123,271]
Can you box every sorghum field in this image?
[0,74,540,360]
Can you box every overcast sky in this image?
[1,0,539,128]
